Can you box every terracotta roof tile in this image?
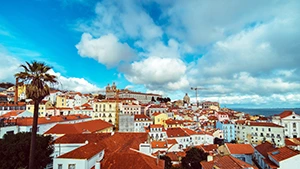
[150,124,164,128]
[151,141,168,148]
[58,132,148,160]
[134,114,151,121]
[58,142,105,159]
[255,142,277,158]
[199,144,218,153]
[166,128,189,137]
[166,139,178,144]
[201,155,257,169]
[268,146,299,162]
[277,110,295,119]
[7,114,90,126]
[165,152,185,162]
[103,150,164,169]
[0,110,25,118]
[152,112,162,116]
[45,119,113,134]
[225,143,254,154]
[54,133,111,144]
[165,119,184,125]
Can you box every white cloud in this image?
[160,0,288,46]
[49,70,101,93]
[124,57,188,90]
[76,33,136,68]
[74,0,300,107]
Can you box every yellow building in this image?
[17,84,26,100]
[56,95,67,108]
[26,100,53,117]
[152,112,168,125]
[93,100,121,126]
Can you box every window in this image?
[58,164,63,169]
[68,164,75,169]
[293,123,296,128]
[268,128,271,132]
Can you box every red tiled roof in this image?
[150,124,164,128]
[225,143,254,154]
[134,114,151,121]
[81,103,91,107]
[217,112,228,115]
[277,110,294,119]
[249,122,283,128]
[54,133,111,144]
[285,139,299,146]
[152,112,162,116]
[151,141,168,148]
[201,155,258,169]
[102,150,164,169]
[208,116,218,120]
[8,114,90,126]
[45,119,113,134]
[58,142,105,159]
[199,144,218,153]
[255,142,277,158]
[182,128,197,135]
[165,119,184,125]
[166,128,189,137]
[58,132,149,160]
[0,102,26,106]
[165,152,186,162]
[236,120,283,128]
[166,139,178,144]
[0,110,25,118]
[268,147,299,162]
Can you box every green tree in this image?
[15,61,57,169]
[181,147,208,169]
[0,132,54,169]
[160,155,172,169]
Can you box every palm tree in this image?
[15,61,57,169]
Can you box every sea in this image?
[231,108,300,117]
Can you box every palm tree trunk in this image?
[29,100,39,169]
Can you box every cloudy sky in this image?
[0,0,299,108]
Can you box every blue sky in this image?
[0,0,300,108]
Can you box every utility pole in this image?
[191,87,207,107]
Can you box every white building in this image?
[134,114,153,132]
[272,111,300,138]
[235,120,285,146]
[147,124,167,141]
[119,102,141,115]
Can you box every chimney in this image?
[95,161,100,169]
[14,78,18,104]
[207,153,213,162]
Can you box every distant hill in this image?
[0,82,14,89]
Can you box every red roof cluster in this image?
[5,114,90,126]
[201,155,258,169]
[45,119,113,134]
